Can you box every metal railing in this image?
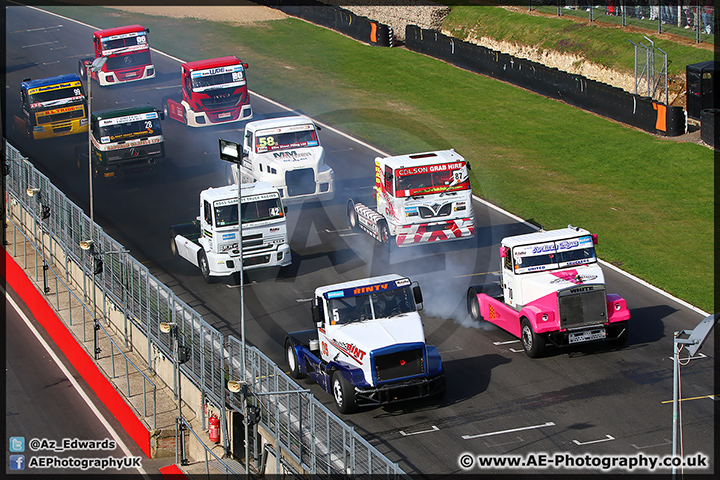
[3,139,405,477]
[529,1,715,44]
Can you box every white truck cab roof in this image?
[202,181,279,201]
[316,274,409,299]
[245,115,316,133]
[377,149,465,170]
[502,226,594,249]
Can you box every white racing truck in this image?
[466,225,630,357]
[223,116,334,205]
[347,149,475,247]
[285,274,445,414]
[170,182,291,282]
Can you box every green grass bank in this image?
[37,5,714,312]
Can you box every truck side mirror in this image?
[499,246,508,258]
[466,161,472,171]
[157,109,165,120]
[284,206,288,214]
[243,63,249,69]
[591,234,598,245]
[412,285,423,307]
[311,304,322,325]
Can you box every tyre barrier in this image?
[405,25,686,137]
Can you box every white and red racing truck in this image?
[285,274,445,414]
[347,149,475,247]
[467,226,630,357]
[162,56,252,127]
[79,25,155,86]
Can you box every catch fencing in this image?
[529,1,716,44]
[3,139,405,478]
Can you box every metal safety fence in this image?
[529,1,716,44]
[3,139,405,477]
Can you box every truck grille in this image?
[374,348,424,383]
[286,168,315,197]
[200,88,241,110]
[243,254,270,266]
[558,284,608,329]
[418,203,452,218]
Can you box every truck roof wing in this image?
[377,149,465,170]
[245,115,316,132]
[501,226,593,248]
[315,274,409,298]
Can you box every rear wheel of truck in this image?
[285,339,304,379]
[332,371,357,414]
[467,287,482,321]
[169,229,179,259]
[347,199,358,231]
[198,250,212,283]
[521,318,545,358]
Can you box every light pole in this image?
[80,240,128,359]
[160,321,190,466]
[219,138,248,474]
[26,187,51,294]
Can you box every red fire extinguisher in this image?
[208,414,220,443]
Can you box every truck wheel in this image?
[332,371,357,414]
[467,287,482,321]
[347,199,358,231]
[198,251,212,283]
[521,318,545,358]
[285,339,304,379]
[169,229,179,259]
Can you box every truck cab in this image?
[467,226,630,357]
[230,116,334,205]
[88,105,165,178]
[15,74,88,140]
[163,56,252,127]
[79,25,155,86]
[348,149,475,247]
[286,274,445,413]
[170,182,291,282]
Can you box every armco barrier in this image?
[405,25,686,137]
[257,0,394,47]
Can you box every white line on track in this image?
[493,340,520,345]
[573,435,615,446]
[509,348,525,353]
[462,421,555,440]
[399,426,439,437]
[5,290,150,479]
[22,40,59,48]
[27,4,710,319]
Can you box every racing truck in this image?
[14,74,88,140]
[170,182,291,282]
[162,56,252,127]
[79,24,155,86]
[347,149,475,247]
[83,105,165,178]
[285,274,445,414]
[222,116,334,205]
[466,225,630,358]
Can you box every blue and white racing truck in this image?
[285,274,445,413]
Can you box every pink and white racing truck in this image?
[467,225,630,357]
[79,25,155,86]
[347,149,475,247]
[162,56,252,127]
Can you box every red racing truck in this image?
[162,56,252,127]
[79,25,155,86]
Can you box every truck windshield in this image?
[101,34,147,52]
[96,113,161,143]
[241,197,284,224]
[191,68,244,92]
[28,85,85,109]
[254,126,318,153]
[105,50,151,71]
[513,236,596,273]
[395,163,469,197]
[328,287,415,325]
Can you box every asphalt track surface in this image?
[4,5,715,475]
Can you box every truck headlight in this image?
[614,303,622,311]
[542,313,549,321]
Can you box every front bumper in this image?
[354,374,446,406]
[394,217,475,247]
